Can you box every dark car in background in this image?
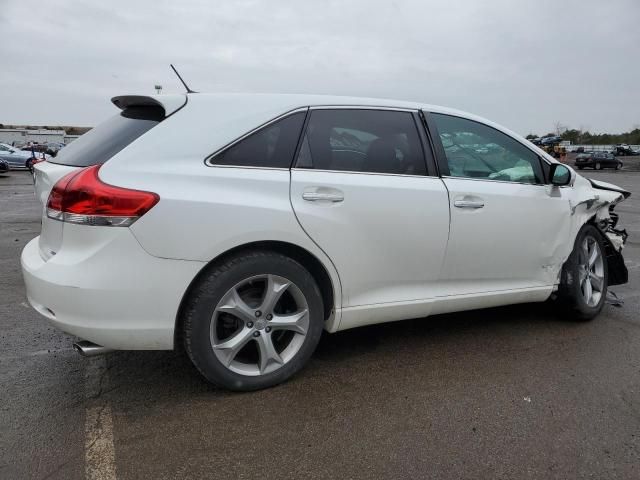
[20,143,63,157]
[615,145,639,156]
[575,152,622,170]
[20,144,49,154]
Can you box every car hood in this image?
[588,178,631,200]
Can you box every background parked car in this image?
[540,135,562,145]
[20,144,49,154]
[0,143,48,170]
[45,142,65,156]
[614,144,639,156]
[574,152,622,170]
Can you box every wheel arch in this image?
[174,240,339,349]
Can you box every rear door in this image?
[425,112,572,295]
[290,108,450,308]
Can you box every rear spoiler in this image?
[111,94,187,118]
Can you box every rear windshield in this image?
[49,106,163,167]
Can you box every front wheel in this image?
[557,225,608,321]
[182,250,324,391]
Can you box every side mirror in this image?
[549,163,571,186]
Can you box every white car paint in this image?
[440,178,572,291]
[21,93,629,350]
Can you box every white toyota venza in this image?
[21,94,630,390]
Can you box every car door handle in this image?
[302,188,344,203]
[454,199,485,209]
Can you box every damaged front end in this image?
[583,178,630,286]
[600,204,629,286]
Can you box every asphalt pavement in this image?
[1,166,639,479]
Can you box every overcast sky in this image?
[1,0,638,135]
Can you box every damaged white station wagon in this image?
[21,94,630,390]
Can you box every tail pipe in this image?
[72,341,113,357]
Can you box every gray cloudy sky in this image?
[1,0,638,135]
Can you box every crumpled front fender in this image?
[553,171,629,286]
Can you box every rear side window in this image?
[210,111,306,168]
[294,109,426,175]
[49,106,163,167]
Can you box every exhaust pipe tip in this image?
[73,340,113,357]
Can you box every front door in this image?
[426,112,571,295]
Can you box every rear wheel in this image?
[182,250,324,391]
[616,162,622,170]
[595,162,602,170]
[557,225,607,321]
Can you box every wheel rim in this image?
[210,274,309,376]
[578,237,604,307]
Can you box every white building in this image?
[0,128,68,146]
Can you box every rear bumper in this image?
[21,229,204,350]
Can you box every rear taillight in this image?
[46,165,159,227]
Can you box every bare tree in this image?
[554,121,567,136]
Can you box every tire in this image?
[557,225,608,321]
[595,162,602,170]
[616,162,622,170]
[182,250,324,391]
[577,166,584,170]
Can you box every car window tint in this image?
[295,109,426,175]
[212,112,306,168]
[49,106,164,167]
[432,113,543,184]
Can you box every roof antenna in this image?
[170,64,197,94]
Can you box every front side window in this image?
[295,109,426,175]
[431,113,543,184]
[211,111,306,168]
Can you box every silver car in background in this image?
[0,143,48,170]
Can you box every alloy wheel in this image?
[578,236,604,307]
[209,274,309,376]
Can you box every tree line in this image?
[526,127,640,145]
